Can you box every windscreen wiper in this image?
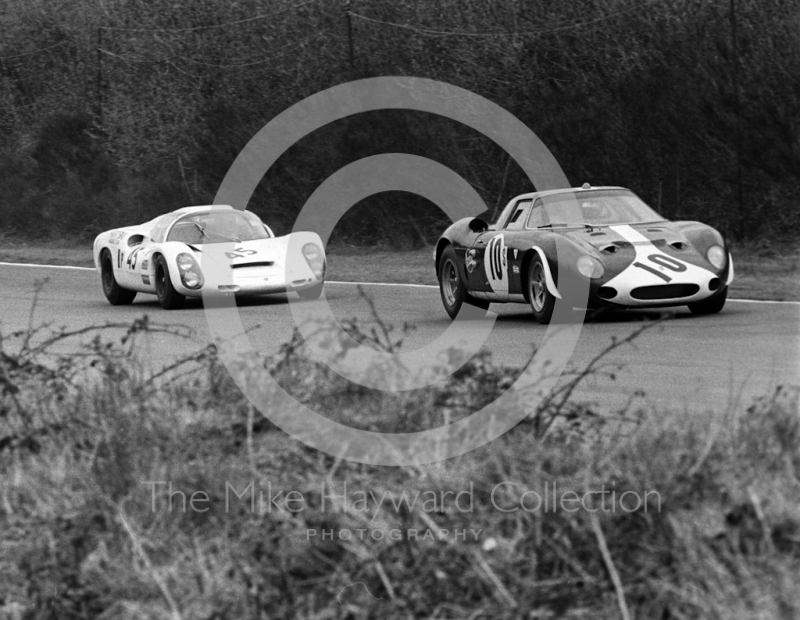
[536,223,598,230]
[191,222,211,239]
[192,222,240,243]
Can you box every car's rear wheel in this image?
[297,281,323,300]
[688,286,727,315]
[528,254,556,324]
[101,250,136,305]
[438,245,489,320]
[155,255,186,310]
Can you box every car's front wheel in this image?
[438,246,489,320]
[527,254,556,324]
[688,287,727,315]
[101,250,137,305]
[155,255,186,310]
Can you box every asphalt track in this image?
[1,262,798,415]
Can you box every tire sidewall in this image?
[155,255,185,309]
[438,247,465,319]
[101,251,115,298]
[528,255,556,324]
[689,286,727,315]
[100,249,136,305]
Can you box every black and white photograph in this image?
[0,0,798,618]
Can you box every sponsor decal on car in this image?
[465,249,477,273]
[108,230,125,245]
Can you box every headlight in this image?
[707,245,726,270]
[302,243,326,280]
[177,252,204,289]
[577,255,604,279]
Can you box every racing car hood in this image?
[186,231,324,286]
[187,238,288,266]
[556,221,724,270]
[561,223,687,252]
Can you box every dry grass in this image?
[0,306,798,619]
[0,237,95,268]
[728,239,800,302]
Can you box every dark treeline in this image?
[0,0,797,245]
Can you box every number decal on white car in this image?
[484,234,508,292]
[225,248,258,260]
[632,254,687,283]
[126,247,143,271]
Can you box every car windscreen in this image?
[167,211,270,244]
[531,190,665,227]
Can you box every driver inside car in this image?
[203,212,244,242]
[580,200,611,224]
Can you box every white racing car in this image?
[93,205,326,309]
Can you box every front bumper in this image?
[177,264,321,297]
[585,254,733,309]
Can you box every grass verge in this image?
[0,307,798,619]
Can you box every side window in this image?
[168,220,206,244]
[504,199,532,230]
[526,199,550,228]
[150,214,179,244]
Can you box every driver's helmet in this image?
[580,200,610,221]
[205,211,241,238]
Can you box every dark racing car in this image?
[434,184,733,323]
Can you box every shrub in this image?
[0,307,797,618]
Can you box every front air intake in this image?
[631,284,700,300]
[231,261,274,269]
[598,286,617,299]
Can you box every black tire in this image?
[100,250,137,305]
[154,255,186,310]
[438,246,489,320]
[527,254,556,324]
[297,281,323,300]
[688,286,727,315]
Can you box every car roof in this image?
[172,204,234,215]
[511,186,629,201]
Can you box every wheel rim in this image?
[530,263,546,312]
[441,259,459,307]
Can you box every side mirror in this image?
[468,218,489,233]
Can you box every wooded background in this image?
[1,0,797,245]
